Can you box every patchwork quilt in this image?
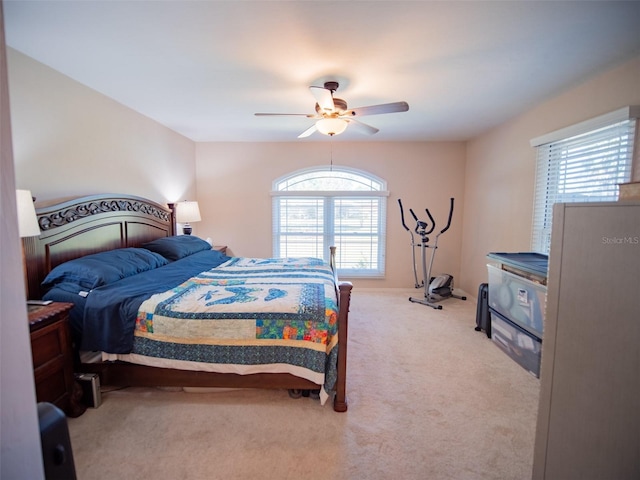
[130,257,339,404]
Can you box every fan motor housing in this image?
[316,97,348,115]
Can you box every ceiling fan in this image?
[255,81,409,138]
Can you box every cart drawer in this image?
[490,310,541,378]
[487,264,546,338]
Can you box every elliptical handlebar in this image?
[410,207,434,236]
[399,197,454,236]
[423,208,436,235]
[438,197,455,235]
[398,199,410,232]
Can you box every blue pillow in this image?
[42,248,169,291]
[142,235,212,261]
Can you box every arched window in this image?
[272,166,388,277]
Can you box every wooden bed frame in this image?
[23,194,352,412]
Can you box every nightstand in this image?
[29,302,86,417]
[213,245,228,255]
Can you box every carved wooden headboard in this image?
[23,194,176,299]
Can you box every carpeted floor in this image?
[67,288,540,480]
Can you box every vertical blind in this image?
[531,116,636,253]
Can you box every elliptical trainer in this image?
[398,197,467,309]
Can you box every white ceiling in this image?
[5,1,640,142]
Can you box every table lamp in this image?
[176,201,201,235]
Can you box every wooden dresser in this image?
[29,302,86,417]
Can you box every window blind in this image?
[275,197,325,258]
[531,118,636,253]
[272,166,388,277]
[333,197,386,272]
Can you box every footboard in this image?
[334,281,352,412]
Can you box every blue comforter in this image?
[45,250,230,353]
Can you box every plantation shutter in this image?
[531,107,638,253]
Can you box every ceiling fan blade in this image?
[309,86,335,114]
[255,113,313,117]
[345,118,379,135]
[346,101,409,117]
[297,124,317,138]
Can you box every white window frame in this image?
[271,166,389,277]
[530,106,639,254]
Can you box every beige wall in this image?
[195,141,466,289]
[8,47,467,291]
[7,48,196,205]
[9,45,639,295]
[461,55,640,295]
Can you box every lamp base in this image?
[182,224,192,235]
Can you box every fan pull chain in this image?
[330,140,333,171]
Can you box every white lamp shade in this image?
[176,201,201,223]
[16,189,40,238]
[316,118,348,136]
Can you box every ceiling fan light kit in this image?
[316,117,348,136]
[255,81,408,138]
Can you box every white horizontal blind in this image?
[333,197,386,274]
[272,167,387,277]
[275,197,325,258]
[532,118,636,253]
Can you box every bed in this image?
[23,194,352,412]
